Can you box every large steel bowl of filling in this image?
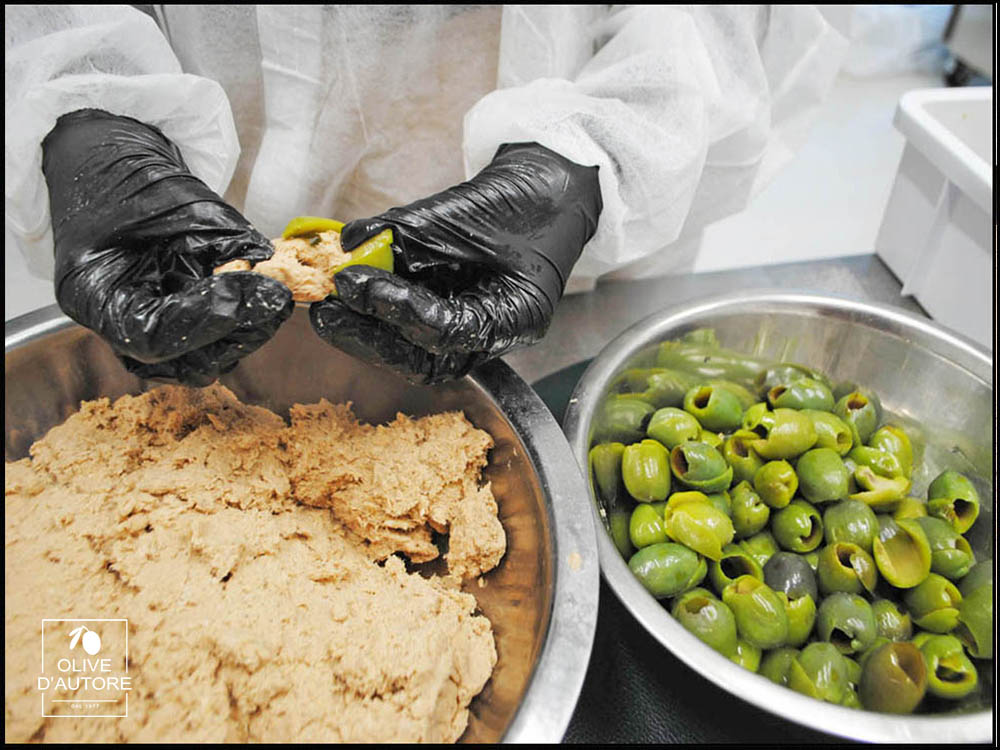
[563,291,993,743]
[5,305,599,743]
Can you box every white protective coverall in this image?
[5,5,848,292]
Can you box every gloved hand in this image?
[41,109,293,386]
[310,142,602,384]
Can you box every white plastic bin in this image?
[874,86,993,350]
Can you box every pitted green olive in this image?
[873,516,931,589]
[796,448,849,504]
[628,502,668,549]
[903,573,962,633]
[893,497,928,521]
[663,491,735,561]
[738,531,779,569]
[628,542,707,599]
[926,470,980,534]
[871,599,913,641]
[869,425,914,477]
[722,430,766,485]
[730,638,763,672]
[655,340,769,382]
[709,543,763,597]
[590,442,627,505]
[760,647,800,686]
[823,499,878,553]
[646,407,701,449]
[722,575,789,650]
[849,445,905,479]
[593,396,655,444]
[730,481,770,539]
[915,516,975,581]
[959,559,993,597]
[954,583,993,659]
[816,542,878,596]
[834,391,879,446]
[753,460,798,509]
[771,500,824,553]
[850,466,910,511]
[683,384,744,433]
[756,363,833,394]
[788,642,849,704]
[672,587,739,658]
[802,409,854,456]
[622,439,671,502]
[743,407,817,460]
[816,592,878,655]
[767,377,834,411]
[783,593,817,648]
[859,641,927,714]
[917,634,979,699]
[670,442,733,494]
[705,490,732,517]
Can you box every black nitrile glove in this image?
[309,142,602,384]
[41,109,293,387]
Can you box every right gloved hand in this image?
[41,109,293,386]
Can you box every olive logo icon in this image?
[68,625,102,655]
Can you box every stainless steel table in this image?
[504,254,931,744]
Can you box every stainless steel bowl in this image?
[564,291,994,743]
[5,305,600,743]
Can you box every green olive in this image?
[672,587,739,657]
[893,497,928,521]
[849,466,911,511]
[859,641,927,714]
[903,573,962,633]
[619,368,701,408]
[954,583,993,659]
[730,480,770,539]
[917,633,979,700]
[802,409,854,456]
[871,598,913,641]
[756,363,834,394]
[722,430,766,484]
[608,510,634,560]
[816,592,878,655]
[628,501,668,549]
[743,407,818,460]
[669,442,733,494]
[915,516,976,581]
[873,516,932,589]
[704,490,732,517]
[628,542,707,599]
[767,377,834,411]
[655,340,769,382]
[823,499,878,553]
[796,448,850,504]
[788,642,849,704]
[848,445,906,479]
[662,491,735,562]
[622,439,672,502]
[709,543,763,597]
[646,407,701,449]
[753,460,799,509]
[783,593,817,648]
[683,384,744,433]
[760,647,800,686]
[729,638,763,673]
[771,500,824,553]
[926,470,981,534]
[697,429,724,450]
[591,442,633,558]
[834,391,879,446]
[958,559,993,597]
[593,396,655,444]
[869,425,914,477]
[738,531,779,569]
[722,575,789,650]
[816,542,878,596]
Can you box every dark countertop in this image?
[503,254,927,744]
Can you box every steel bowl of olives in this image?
[564,291,993,742]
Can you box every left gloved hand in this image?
[309,142,602,384]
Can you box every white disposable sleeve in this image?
[4,5,239,280]
[463,5,848,288]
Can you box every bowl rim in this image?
[563,290,993,743]
[5,305,601,743]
